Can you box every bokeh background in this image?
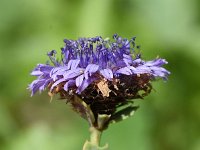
[0,0,200,150]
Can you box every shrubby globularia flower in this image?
[28,34,170,131]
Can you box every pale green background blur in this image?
[0,0,200,150]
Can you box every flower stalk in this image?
[83,127,108,150]
[83,127,104,150]
[89,127,102,147]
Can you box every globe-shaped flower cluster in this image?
[28,34,170,129]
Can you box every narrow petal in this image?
[39,78,52,91]
[150,66,170,78]
[50,67,62,80]
[71,59,80,69]
[152,71,166,78]
[149,66,168,72]
[31,64,53,76]
[50,67,68,81]
[85,64,99,74]
[76,77,96,94]
[123,54,133,65]
[100,69,113,80]
[145,59,168,67]
[67,59,80,69]
[63,68,84,80]
[133,66,151,74]
[116,67,132,75]
[28,79,46,96]
[76,74,84,87]
[50,67,61,76]
[132,58,144,65]
[84,64,99,79]
[64,80,75,91]
[128,66,137,72]
[40,65,54,72]
[31,71,43,76]
[50,78,66,91]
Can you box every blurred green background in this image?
[0,0,200,150]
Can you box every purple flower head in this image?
[28,34,170,125]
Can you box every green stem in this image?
[83,114,110,150]
[83,127,108,150]
[89,127,102,146]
